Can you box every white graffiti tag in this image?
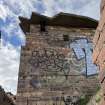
[70,39,98,76]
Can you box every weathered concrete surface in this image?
[93,0,105,104]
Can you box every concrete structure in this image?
[16,12,99,105]
[93,0,105,104]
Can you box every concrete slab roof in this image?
[19,12,98,33]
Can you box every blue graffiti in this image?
[70,39,98,76]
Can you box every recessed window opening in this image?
[40,21,46,32]
[63,35,69,41]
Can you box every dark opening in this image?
[91,49,93,53]
[0,31,1,39]
[63,35,69,41]
[40,21,46,32]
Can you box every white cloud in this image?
[0,0,37,45]
[0,41,20,94]
[77,0,100,19]
[0,1,9,21]
[1,0,100,20]
[43,0,61,16]
[43,0,101,19]
[2,0,38,18]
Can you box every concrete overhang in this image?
[19,12,98,33]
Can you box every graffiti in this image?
[29,48,70,80]
[28,38,98,89]
[28,38,98,88]
[30,76,41,89]
[62,96,79,105]
[70,39,98,76]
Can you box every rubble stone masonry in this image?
[16,24,99,105]
[93,0,105,104]
[17,11,100,105]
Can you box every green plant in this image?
[77,95,90,105]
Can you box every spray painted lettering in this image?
[29,48,70,80]
[70,39,98,76]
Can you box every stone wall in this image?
[93,0,105,104]
[16,25,99,105]
[0,86,15,105]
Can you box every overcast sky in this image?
[0,0,101,94]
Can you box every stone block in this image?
[93,30,100,47]
[99,70,105,83]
